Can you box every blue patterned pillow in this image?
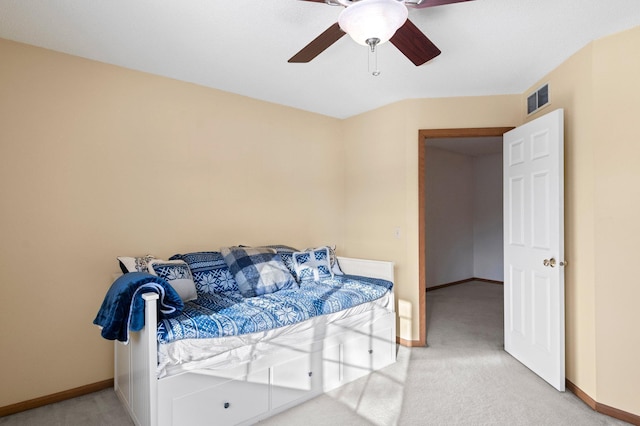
[169,252,239,295]
[326,245,344,276]
[303,245,344,276]
[148,260,197,302]
[265,245,300,280]
[292,247,333,282]
[221,246,298,298]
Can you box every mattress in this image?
[157,284,393,378]
[157,275,392,344]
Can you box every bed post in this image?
[114,293,159,426]
[142,293,159,426]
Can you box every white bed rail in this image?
[337,256,394,282]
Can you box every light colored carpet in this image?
[262,282,628,426]
[0,282,629,425]
[0,388,133,426]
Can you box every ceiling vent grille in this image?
[527,83,550,115]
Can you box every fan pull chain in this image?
[366,38,381,76]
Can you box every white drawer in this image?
[169,370,269,426]
[271,352,317,410]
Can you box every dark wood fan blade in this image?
[390,19,441,66]
[288,22,345,63]
[409,0,474,9]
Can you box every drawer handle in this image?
[368,349,373,354]
[308,371,313,377]
[224,402,230,409]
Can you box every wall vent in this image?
[527,83,550,115]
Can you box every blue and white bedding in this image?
[157,274,393,345]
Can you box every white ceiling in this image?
[1,0,640,119]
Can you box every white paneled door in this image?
[503,108,565,391]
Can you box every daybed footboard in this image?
[115,257,396,426]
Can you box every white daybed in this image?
[114,256,396,426]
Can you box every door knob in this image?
[543,258,556,267]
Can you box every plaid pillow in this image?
[221,246,298,298]
[292,247,333,283]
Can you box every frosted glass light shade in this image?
[338,0,408,46]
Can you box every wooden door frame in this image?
[417,127,514,346]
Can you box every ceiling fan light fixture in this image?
[338,0,408,46]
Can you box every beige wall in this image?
[0,38,344,407]
[520,26,640,416]
[523,44,599,399]
[591,27,640,415]
[343,26,640,416]
[2,24,639,418]
[342,96,521,341]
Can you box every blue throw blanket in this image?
[94,272,184,343]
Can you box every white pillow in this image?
[293,247,333,282]
[117,255,156,273]
[304,245,344,276]
[148,259,198,302]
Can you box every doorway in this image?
[418,127,514,346]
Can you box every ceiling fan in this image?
[289,0,474,66]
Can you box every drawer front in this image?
[170,370,269,426]
[321,335,375,387]
[370,326,395,371]
[323,334,380,389]
[271,353,316,409]
[322,318,396,391]
[322,342,342,391]
[342,326,395,381]
[343,333,374,383]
